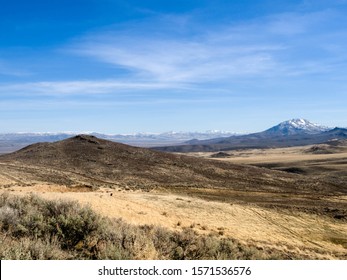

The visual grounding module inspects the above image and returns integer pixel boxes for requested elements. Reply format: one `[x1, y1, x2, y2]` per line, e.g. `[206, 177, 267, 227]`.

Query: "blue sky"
[1, 0, 347, 133]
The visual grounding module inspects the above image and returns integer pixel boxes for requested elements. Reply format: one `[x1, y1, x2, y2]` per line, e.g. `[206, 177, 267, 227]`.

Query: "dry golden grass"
[1, 184, 346, 259]
[187, 145, 347, 164]
[188, 144, 347, 187]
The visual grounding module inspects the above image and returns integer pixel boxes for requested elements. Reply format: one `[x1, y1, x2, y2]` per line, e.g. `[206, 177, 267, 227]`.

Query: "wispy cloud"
[67, 8, 343, 86]
[0, 79, 190, 96]
[2, 7, 346, 97]
[70, 32, 280, 84]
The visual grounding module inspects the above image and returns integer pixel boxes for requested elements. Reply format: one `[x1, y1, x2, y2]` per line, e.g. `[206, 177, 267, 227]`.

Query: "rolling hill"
[0, 134, 303, 193]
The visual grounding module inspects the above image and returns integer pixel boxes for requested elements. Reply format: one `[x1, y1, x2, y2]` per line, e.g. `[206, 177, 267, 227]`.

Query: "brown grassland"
[0, 136, 346, 259]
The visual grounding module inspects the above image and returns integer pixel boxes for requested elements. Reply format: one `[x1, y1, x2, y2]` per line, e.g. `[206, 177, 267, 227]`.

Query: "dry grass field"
[1, 183, 346, 259]
[188, 141, 347, 175]
[0, 136, 346, 259]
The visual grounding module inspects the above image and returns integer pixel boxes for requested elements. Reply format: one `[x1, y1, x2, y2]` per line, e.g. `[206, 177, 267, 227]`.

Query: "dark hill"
[210, 152, 231, 158]
[2, 134, 347, 218]
[0, 134, 314, 193]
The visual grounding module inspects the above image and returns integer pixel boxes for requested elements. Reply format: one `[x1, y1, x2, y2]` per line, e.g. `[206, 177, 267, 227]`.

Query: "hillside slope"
[1, 135, 346, 221]
[0, 135, 307, 193]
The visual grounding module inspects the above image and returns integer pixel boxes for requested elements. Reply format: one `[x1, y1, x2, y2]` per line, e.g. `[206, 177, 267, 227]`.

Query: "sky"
[1, 0, 347, 133]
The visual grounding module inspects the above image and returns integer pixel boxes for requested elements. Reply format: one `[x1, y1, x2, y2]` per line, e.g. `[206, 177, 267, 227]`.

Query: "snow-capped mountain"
[0, 131, 237, 142]
[264, 119, 329, 136]
[0, 131, 239, 153]
[147, 130, 238, 141]
[155, 120, 346, 153]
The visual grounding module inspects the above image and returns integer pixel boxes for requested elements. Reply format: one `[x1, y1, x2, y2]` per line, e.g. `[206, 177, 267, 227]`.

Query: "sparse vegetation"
[0, 136, 346, 260]
[0, 193, 302, 260]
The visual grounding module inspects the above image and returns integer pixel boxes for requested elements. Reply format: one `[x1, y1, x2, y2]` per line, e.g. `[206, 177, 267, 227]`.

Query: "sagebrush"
[0, 193, 297, 260]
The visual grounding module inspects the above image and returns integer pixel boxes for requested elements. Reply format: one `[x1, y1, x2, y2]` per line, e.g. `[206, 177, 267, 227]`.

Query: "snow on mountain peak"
[265, 119, 329, 135]
[286, 118, 316, 128]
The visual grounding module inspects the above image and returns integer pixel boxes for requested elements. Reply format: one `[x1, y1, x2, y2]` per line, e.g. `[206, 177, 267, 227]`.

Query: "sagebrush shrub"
[0, 193, 302, 260]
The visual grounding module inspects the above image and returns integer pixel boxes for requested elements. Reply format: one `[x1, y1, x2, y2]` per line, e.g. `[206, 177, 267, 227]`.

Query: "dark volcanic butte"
[0, 135, 306, 193]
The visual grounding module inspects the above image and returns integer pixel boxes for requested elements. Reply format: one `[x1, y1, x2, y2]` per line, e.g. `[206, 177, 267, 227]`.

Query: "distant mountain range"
[0, 130, 237, 143]
[0, 130, 238, 153]
[1, 119, 346, 154]
[154, 119, 347, 152]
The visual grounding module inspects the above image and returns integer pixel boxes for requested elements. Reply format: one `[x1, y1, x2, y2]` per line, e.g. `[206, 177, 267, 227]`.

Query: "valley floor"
[186, 144, 347, 176]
